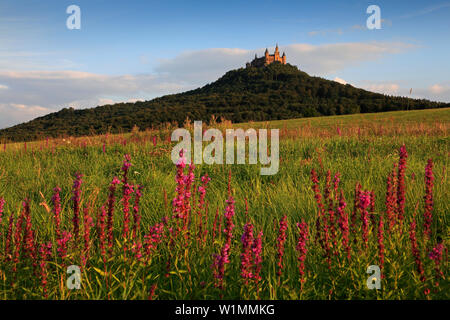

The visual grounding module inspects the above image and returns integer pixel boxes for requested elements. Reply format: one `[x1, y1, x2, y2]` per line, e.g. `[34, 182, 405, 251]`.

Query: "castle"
[246, 44, 286, 68]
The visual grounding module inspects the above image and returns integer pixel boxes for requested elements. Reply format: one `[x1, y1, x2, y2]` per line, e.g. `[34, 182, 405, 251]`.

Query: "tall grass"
[0, 109, 448, 299]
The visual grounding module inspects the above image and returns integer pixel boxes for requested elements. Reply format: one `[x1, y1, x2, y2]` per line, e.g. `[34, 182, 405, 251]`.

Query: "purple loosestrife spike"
[251, 230, 263, 283]
[122, 154, 132, 185]
[143, 223, 165, 264]
[98, 206, 107, 263]
[397, 145, 408, 228]
[72, 174, 83, 240]
[182, 164, 195, 233]
[173, 150, 187, 224]
[423, 159, 434, 240]
[57, 231, 72, 261]
[337, 191, 351, 261]
[39, 242, 52, 298]
[122, 183, 134, 240]
[296, 221, 309, 285]
[132, 185, 144, 239]
[131, 241, 143, 261]
[240, 223, 254, 284]
[0, 197, 5, 227]
[212, 196, 235, 289]
[359, 191, 371, 248]
[22, 200, 38, 271]
[429, 243, 444, 284]
[197, 174, 210, 243]
[12, 207, 25, 273]
[378, 215, 385, 278]
[107, 177, 121, 255]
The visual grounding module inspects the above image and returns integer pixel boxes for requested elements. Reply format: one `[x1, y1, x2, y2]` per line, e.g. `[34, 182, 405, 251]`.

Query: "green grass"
[0, 108, 448, 300]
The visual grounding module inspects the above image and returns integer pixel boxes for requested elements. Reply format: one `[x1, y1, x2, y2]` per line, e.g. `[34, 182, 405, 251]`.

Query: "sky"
[0, 0, 449, 129]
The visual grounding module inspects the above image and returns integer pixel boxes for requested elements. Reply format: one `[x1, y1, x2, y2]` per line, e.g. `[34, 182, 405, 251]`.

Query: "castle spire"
[275, 44, 279, 53]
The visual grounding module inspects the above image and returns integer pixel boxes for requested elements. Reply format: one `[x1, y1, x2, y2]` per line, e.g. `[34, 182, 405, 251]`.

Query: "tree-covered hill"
[1, 63, 448, 142]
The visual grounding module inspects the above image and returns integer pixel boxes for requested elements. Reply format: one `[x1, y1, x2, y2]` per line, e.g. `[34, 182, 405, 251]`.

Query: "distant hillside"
[1, 63, 448, 142]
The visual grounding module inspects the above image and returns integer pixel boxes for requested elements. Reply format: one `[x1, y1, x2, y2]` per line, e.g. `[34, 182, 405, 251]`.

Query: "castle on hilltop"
[246, 44, 286, 68]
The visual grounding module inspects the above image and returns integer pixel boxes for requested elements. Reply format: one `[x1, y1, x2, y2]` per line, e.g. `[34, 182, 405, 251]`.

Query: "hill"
[0, 63, 448, 142]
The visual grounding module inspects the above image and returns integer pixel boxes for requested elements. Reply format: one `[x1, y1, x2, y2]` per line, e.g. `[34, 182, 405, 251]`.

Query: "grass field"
[0, 108, 448, 299]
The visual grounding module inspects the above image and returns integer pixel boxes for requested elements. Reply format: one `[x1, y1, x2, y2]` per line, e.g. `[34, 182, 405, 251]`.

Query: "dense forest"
[1, 63, 448, 142]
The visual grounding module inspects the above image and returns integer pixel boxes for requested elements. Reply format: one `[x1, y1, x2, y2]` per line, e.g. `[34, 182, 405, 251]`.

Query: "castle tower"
[247, 45, 287, 67]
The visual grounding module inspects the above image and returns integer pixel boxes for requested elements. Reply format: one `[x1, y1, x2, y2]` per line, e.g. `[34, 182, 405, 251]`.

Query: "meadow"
[0, 108, 448, 300]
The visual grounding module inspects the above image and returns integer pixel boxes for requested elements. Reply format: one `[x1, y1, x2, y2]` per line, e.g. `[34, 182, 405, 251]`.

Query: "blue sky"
[0, 0, 449, 128]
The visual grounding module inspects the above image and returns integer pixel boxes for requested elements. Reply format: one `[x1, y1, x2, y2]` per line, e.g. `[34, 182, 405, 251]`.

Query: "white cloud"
[355, 81, 450, 102]
[334, 77, 347, 85]
[0, 84, 8, 89]
[430, 84, 447, 94]
[0, 41, 425, 129]
[361, 82, 400, 95]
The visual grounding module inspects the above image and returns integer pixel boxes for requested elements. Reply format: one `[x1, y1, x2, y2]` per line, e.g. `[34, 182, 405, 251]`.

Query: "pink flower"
[397, 145, 408, 226]
[131, 241, 143, 261]
[276, 216, 288, 278]
[132, 185, 144, 239]
[240, 223, 254, 283]
[38, 242, 52, 298]
[57, 231, 72, 260]
[23, 200, 37, 269]
[429, 243, 444, 282]
[385, 164, 397, 232]
[72, 174, 83, 240]
[212, 196, 235, 289]
[122, 183, 134, 240]
[423, 159, 434, 239]
[359, 191, 371, 248]
[143, 222, 165, 263]
[122, 154, 132, 184]
[251, 231, 263, 282]
[98, 206, 107, 263]
[0, 197, 5, 227]
[377, 215, 385, 277]
[197, 174, 211, 244]
[52, 187, 62, 240]
[337, 191, 350, 260]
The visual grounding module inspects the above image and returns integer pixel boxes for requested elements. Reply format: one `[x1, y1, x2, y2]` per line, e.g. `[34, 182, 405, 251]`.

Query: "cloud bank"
[1, 41, 447, 129]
